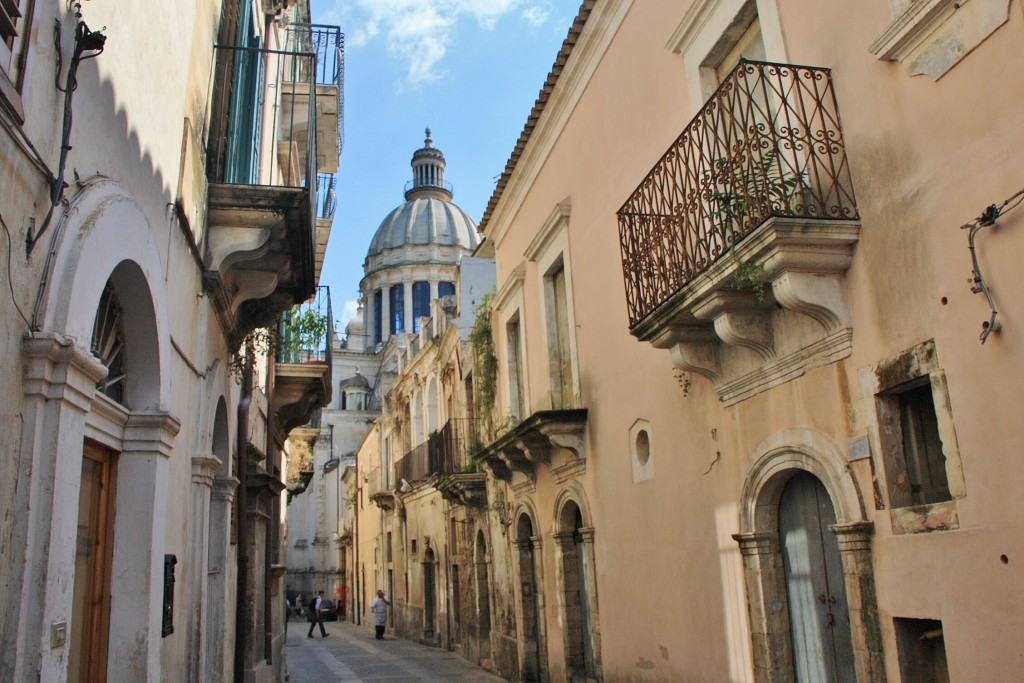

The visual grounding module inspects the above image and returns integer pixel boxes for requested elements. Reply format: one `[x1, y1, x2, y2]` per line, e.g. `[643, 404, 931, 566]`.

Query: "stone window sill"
[889, 499, 959, 535]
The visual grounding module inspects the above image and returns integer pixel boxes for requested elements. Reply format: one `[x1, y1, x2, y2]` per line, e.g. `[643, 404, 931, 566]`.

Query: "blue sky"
[312, 0, 582, 331]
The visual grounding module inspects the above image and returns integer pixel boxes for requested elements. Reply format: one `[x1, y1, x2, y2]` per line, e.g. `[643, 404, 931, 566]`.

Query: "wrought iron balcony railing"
[317, 173, 337, 220]
[617, 60, 858, 328]
[393, 418, 477, 485]
[208, 44, 318, 194]
[285, 23, 345, 153]
[277, 285, 334, 364]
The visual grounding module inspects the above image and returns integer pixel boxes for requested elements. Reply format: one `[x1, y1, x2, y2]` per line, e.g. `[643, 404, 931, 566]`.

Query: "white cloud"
[332, 0, 552, 87]
[521, 6, 550, 26]
[337, 299, 360, 333]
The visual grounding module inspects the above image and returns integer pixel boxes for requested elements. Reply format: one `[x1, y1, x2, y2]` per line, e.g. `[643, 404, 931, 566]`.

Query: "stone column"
[187, 456, 221, 683]
[206, 476, 238, 683]
[404, 282, 413, 335]
[830, 521, 886, 683]
[107, 411, 181, 682]
[733, 531, 792, 683]
[381, 284, 390, 338]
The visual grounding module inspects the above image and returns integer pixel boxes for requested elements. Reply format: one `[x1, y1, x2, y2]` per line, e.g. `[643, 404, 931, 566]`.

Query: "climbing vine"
[467, 291, 497, 434]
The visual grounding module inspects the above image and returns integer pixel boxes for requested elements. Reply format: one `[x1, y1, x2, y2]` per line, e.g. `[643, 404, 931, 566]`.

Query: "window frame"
[859, 339, 965, 534]
[525, 201, 580, 411]
[493, 263, 529, 422]
[0, 0, 33, 122]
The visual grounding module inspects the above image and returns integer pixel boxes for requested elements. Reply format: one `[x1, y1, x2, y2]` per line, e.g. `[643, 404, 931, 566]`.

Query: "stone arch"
[552, 483, 601, 681]
[739, 429, 866, 535]
[552, 479, 593, 533]
[34, 179, 171, 409]
[734, 429, 885, 683]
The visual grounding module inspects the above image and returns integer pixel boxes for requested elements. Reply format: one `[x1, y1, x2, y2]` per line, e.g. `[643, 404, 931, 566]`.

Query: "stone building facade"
[348, 1, 1024, 682]
[0, 1, 340, 681]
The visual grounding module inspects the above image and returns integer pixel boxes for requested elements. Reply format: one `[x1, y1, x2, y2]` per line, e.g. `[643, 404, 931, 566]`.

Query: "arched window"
[91, 281, 127, 404]
[412, 281, 430, 332]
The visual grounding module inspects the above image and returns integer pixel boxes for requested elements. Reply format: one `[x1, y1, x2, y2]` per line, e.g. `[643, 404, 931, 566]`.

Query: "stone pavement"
[283, 618, 508, 682]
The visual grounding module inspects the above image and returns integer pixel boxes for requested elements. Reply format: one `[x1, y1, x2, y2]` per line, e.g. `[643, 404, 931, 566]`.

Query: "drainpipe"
[233, 348, 252, 683]
[354, 444, 360, 625]
[263, 350, 277, 663]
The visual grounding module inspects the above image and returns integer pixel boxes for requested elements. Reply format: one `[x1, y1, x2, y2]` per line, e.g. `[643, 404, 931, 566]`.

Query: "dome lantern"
[405, 128, 452, 201]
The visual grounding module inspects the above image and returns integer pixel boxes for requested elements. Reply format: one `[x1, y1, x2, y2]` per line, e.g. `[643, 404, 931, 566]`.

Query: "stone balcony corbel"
[437, 472, 488, 507]
[204, 184, 314, 350]
[692, 290, 775, 361]
[651, 323, 721, 385]
[274, 362, 330, 435]
[634, 217, 860, 405]
[475, 409, 588, 482]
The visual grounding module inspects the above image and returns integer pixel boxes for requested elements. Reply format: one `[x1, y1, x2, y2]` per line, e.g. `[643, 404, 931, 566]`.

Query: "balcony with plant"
[617, 59, 861, 405]
[274, 286, 334, 435]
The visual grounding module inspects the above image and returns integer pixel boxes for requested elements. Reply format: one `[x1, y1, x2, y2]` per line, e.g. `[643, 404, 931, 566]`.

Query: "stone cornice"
[481, 0, 633, 248]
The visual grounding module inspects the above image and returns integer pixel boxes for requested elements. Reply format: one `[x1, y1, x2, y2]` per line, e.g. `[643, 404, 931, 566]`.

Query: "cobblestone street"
[284, 619, 508, 682]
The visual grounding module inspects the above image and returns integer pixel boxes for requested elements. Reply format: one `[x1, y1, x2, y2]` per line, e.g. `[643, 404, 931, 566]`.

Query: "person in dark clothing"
[307, 591, 329, 638]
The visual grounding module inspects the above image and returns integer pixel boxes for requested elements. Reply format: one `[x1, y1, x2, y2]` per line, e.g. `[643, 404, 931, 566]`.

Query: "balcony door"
[68, 443, 117, 683]
[225, 0, 263, 184]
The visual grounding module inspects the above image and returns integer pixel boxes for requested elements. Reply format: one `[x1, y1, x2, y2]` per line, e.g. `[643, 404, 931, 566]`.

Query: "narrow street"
[285, 619, 507, 682]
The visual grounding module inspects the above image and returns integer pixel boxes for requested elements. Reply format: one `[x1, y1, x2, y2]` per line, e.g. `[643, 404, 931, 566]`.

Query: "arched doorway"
[779, 472, 856, 682]
[474, 530, 492, 659]
[555, 499, 597, 682]
[516, 513, 544, 682]
[736, 430, 886, 682]
[423, 547, 436, 639]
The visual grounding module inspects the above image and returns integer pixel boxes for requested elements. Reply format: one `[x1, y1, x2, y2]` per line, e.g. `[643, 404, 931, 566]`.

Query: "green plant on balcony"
[280, 307, 330, 362]
[703, 150, 803, 302]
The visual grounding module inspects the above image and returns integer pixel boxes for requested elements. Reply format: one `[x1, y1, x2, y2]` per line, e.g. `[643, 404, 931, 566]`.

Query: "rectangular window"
[386, 532, 393, 563]
[438, 281, 456, 298]
[506, 316, 525, 420]
[0, 0, 31, 120]
[895, 618, 949, 683]
[389, 285, 405, 334]
[373, 290, 383, 343]
[896, 383, 950, 505]
[412, 281, 430, 332]
[862, 339, 964, 533]
[546, 264, 574, 409]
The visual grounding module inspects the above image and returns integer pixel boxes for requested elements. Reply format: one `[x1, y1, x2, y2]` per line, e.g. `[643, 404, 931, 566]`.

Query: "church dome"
[365, 130, 480, 261]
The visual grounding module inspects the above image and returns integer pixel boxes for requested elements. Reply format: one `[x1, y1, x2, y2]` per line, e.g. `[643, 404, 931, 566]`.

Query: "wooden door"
[68, 443, 116, 683]
[779, 472, 855, 683]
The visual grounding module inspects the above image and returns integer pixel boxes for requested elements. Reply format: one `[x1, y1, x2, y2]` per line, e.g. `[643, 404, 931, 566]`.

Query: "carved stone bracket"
[634, 217, 860, 405]
[475, 409, 588, 482]
[204, 183, 314, 349]
[437, 473, 488, 507]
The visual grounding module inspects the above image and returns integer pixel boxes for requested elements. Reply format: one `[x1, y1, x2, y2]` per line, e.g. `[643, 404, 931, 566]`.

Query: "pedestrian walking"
[307, 591, 329, 638]
[370, 589, 391, 640]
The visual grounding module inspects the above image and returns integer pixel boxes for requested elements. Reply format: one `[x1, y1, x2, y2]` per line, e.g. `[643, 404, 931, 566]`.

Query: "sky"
[311, 0, 583, 332]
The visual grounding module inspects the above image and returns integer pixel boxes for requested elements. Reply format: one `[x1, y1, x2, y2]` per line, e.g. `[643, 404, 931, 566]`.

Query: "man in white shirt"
[370, 589, 391, 640]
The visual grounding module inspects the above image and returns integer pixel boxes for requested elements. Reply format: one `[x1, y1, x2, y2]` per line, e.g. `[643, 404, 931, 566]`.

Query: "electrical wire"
[961, 185, 1024, 344]
[0, 211, 33, 333]
[25, 21, 105, 256]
